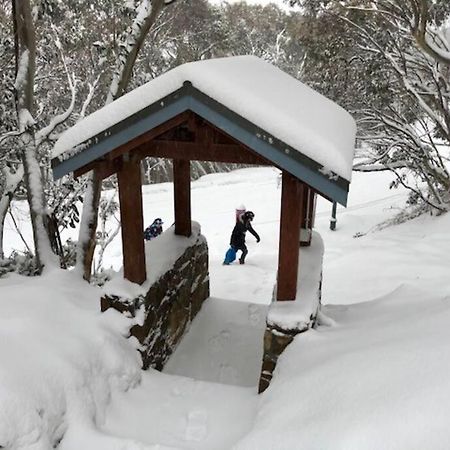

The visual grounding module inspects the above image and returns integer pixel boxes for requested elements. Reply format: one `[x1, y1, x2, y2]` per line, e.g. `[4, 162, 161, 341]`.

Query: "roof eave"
[52, 82, 351, 206]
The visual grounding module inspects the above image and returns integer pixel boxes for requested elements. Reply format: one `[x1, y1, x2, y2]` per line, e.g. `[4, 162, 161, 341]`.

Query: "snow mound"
[0, 269, 142, 449]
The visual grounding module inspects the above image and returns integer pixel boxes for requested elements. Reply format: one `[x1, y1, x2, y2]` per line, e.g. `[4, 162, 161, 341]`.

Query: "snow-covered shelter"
[52, 55, 356, 302]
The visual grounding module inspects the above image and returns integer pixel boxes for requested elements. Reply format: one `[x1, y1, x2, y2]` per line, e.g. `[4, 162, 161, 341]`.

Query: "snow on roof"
[54, 55, 356, 181]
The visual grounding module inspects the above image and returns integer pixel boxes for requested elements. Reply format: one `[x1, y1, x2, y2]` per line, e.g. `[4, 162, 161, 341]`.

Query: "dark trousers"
[233, 244, 248, 262]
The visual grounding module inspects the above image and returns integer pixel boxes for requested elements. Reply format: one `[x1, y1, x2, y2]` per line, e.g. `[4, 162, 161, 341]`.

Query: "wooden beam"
[74, 158, 123, 180]
[277, 171, 305, 301]
[74, 128, 271, 180]
[135, 140, 271, 165]
[117, 156, 146, 284]
[107, 111, 192, 162]
[173, 158, 191, 237]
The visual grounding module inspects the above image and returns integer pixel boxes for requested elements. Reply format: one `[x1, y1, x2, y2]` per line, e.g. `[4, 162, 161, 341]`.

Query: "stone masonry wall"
[101, 237, 209, 370]
[259, 271, 323, 393]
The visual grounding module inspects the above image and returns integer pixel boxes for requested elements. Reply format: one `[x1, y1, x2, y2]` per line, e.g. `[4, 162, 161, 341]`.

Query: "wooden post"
[301, 187, 310, 230]
[308, 190, 317, 229]
[330, 201, 337, 231]
[173, 158, 191, 236]
[117, 156, 146, 284]
[300, 188, 316, 247]
[277, 171, 305, 301]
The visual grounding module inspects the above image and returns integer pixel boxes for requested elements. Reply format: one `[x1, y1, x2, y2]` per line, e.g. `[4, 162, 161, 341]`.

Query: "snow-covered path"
[97, 169, 410, 449]
[164, 299, 267, 386]
[103, 298, 268, 449]
[104, 371, 258, 450]
[98, 170, 281, 449]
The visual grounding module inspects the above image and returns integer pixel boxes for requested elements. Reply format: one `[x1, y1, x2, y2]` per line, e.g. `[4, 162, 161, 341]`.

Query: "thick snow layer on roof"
[54, 56, 356, 180]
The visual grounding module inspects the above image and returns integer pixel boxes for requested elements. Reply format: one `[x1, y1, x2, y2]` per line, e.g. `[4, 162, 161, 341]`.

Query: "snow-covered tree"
[295, 0, 450, 211]
[77, 0, 177, 280]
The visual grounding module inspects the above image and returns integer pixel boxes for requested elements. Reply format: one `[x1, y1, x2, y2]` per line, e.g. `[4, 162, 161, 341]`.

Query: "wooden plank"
[301, 186, 311, 229]
[117, 156, 146, 284]
[74, 114, 271, 179]
[173, 158, 191, 237]
[106, 111, 192, 162]
[75, 158, 124, 180]
[135, 140, 271, 165]
[308, 190, 317, 229]
[277, 171, 305, 301]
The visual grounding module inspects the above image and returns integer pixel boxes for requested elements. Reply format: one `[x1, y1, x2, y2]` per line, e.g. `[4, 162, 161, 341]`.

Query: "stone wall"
[258, 307, 320, 393]
[101, 235, 209, 370]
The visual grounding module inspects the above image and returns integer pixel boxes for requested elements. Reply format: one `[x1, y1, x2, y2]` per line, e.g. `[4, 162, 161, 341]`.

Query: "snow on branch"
[35, 77, 78, 146]
[353, 161, 407, 172]
[0, 130, 22, 147]
[79, 76, 101, 120]
[107, 0, 170, 104]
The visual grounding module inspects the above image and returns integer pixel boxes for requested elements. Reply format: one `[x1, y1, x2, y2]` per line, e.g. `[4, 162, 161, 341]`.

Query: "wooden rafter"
[74, 111, 271, 179]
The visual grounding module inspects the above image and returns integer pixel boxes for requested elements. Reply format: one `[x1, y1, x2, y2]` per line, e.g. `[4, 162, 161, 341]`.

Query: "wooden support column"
[277, 171, 305, 301]
[173, 158, 192, 236]
[308, 190, 317, 229]
[117, 156, 146, 284]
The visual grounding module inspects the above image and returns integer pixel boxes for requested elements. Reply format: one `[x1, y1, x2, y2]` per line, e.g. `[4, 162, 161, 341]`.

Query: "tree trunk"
[13, 0, 57, 272]
[78, 0, 175, 281]
[76, 172, 102, 280]
[0, 165, 24, 259]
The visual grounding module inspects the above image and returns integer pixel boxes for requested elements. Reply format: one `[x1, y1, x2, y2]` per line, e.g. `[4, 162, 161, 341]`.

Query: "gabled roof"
[52, 56, 356, 205]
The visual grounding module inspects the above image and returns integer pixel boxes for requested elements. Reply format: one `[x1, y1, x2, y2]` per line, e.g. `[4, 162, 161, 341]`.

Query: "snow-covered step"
[103, 370, 258, 450]
[164, 297, 268, 387]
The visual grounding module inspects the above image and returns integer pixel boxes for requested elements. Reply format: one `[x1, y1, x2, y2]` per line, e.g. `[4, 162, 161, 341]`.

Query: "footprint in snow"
[219, 363, 237, 383]
[248, 304, 262, 326]
[185, 409, 208, 442]
[208, 329, 231, 351]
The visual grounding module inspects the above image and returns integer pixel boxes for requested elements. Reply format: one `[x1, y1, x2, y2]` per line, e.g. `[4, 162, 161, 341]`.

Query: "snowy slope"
[234, 211, 450, 450]
[2, 167, 450, 449]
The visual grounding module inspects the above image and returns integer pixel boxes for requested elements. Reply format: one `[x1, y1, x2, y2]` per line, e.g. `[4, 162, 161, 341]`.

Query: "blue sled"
[223, 247, 237, 264]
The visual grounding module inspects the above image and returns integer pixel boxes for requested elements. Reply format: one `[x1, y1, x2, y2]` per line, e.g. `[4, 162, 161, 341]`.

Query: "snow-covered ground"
[2, 167, 450, 449]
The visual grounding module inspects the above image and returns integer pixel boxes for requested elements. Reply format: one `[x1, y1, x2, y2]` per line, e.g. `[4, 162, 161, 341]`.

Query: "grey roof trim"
[52, 82, 350, 205]
[52, 86, 189, 180]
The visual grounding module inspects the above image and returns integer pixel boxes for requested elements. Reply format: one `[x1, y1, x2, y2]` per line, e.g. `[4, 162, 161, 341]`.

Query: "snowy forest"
[1, 0, 450, 278]
[2, 1, 450, 449]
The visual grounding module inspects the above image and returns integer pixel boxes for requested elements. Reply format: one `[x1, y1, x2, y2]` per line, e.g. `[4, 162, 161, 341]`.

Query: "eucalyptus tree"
[294, 0, 450, 211]
[77, 0, 178, 280]
[0, 0, 178, 275]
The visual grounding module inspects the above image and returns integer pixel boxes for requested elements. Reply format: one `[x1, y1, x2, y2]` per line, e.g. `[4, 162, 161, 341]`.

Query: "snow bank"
[53, 56, 356, 181]
[0, 269, 143, 450]
[102, 222, 205, 299]
[234, 212, 450, 450]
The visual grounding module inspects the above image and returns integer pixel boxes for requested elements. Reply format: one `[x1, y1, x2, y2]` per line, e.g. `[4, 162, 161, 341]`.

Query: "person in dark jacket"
[144, 218, 163, 241]
[223, 211, 260, 265]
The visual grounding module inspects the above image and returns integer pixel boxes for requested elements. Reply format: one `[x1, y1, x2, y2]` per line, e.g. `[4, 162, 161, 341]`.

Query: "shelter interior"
[74, 110, 317, 302]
